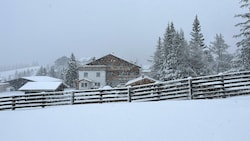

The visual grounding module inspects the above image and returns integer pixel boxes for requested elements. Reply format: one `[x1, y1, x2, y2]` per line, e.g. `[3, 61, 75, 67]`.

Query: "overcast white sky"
[0, 0, 244, 67]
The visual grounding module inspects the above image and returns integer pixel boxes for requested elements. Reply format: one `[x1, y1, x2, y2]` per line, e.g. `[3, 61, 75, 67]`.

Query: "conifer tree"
[65, 53, 79, 88]
[234, 0, 250, 70]
[151, 37, 163, 80]
[203, 48, 215, 75]
[176, 30, 194, 78]
[210, 34, 231, 73]
[161, 22, 177, 80]
[157, 23, 191, 80]
[189, 15, 206, 76]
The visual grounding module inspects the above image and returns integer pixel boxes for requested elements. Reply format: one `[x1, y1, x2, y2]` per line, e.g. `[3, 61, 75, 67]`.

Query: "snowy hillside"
[0, 66, 40, 81]
[0, 97, 250, 141]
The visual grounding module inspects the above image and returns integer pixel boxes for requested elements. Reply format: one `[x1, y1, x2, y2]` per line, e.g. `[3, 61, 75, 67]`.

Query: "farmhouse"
[78, 54, 141, 89]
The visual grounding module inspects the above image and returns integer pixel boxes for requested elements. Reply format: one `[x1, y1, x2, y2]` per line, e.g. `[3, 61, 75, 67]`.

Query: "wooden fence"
[1, 71, 250, 111]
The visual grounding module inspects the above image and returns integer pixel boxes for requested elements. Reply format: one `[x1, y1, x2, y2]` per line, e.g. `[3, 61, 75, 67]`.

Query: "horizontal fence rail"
[1, 71, 250, 111]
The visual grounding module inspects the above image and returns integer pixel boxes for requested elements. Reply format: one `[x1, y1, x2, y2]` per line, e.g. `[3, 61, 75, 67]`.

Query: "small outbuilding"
[19, 82, 67, 94]
[7, 76, 63, 90]
[125, 75, 158, 87]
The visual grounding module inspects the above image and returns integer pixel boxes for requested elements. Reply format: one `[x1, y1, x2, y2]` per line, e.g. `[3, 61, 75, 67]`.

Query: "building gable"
[87, 54, 140, 69]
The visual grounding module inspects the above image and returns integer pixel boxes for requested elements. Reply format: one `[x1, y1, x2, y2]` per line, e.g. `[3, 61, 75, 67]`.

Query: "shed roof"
[22, 76, 62, 82]
[126, 75, 157, 86]
[19, 82, 64, 91]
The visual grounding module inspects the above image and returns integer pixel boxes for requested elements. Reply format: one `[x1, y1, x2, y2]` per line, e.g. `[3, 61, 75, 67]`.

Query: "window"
[84, 72, 88, 77]
[81, 83, 88, 87]
[95, 82, 100, 87]
[107, 82, 113, 86]
[96, 72, 101, 77]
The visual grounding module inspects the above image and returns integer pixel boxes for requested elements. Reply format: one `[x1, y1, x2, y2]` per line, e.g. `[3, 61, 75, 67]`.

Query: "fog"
[0, 0, 243, 67]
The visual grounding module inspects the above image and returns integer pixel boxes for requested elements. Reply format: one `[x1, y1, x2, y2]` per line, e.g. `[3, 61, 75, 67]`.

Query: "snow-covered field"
[0, 97, 250, 141]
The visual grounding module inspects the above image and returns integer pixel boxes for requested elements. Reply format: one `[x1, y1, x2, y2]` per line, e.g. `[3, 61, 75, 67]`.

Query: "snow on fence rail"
[1, 71, 250, 111]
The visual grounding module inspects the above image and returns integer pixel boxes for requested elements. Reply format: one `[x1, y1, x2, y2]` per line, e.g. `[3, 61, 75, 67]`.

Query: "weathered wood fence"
[1, 71, 250, 111]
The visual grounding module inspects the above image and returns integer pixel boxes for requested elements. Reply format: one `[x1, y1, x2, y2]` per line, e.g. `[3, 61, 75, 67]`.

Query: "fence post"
[220, 74, 226, 98]
[100, 91, 103, 103]
[188, 77, 193, 100]
[71, 92, 75, 105]
[128, 87, 132, 102]
[157, 84, 161, 101]
[12, 96, 16, 110]
[41, 93, 45, 108]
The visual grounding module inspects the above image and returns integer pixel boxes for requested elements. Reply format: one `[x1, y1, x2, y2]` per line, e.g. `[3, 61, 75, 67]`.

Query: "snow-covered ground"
[0, 97, 250, 141]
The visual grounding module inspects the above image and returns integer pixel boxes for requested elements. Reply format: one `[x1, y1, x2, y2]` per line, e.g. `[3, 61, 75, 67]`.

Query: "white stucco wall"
[79, 71, 106, 88]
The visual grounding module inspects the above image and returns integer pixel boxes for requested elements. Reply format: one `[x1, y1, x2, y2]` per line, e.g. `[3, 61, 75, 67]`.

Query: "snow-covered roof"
[125, 75, 157, 86]
[101, 85, 112, 90]
[79, 78, 94, 82]
[22, 76, 62, 82]
[19, 82, 63, 91]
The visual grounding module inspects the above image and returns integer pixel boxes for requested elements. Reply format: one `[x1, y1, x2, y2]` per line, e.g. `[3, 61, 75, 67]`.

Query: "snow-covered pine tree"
[210, 34, 232, 73]
[176, 29, 194, 78]
[231, 49, 243, 71]
[161, 22, 177, 80]
[152, 23, 194, 81]
[151, 37, 163, 80]
[65, 53, 79, 88]
[234, 0, 250, 70]
[203, 47, 215, 75]
[189, 15, 207, 76]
